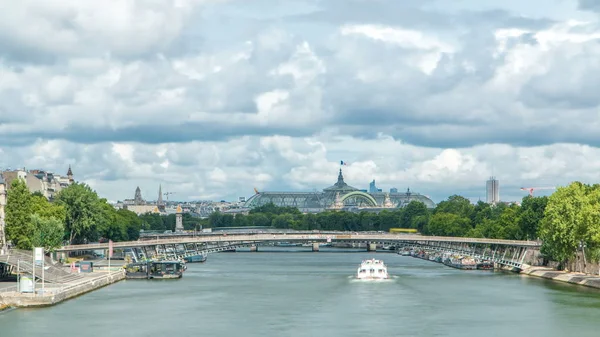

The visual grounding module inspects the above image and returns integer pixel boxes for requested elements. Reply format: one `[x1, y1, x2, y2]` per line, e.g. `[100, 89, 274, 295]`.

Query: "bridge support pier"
[312, 243, 319, 252]
[367, 243, 377, 252]
[250, 245, 258, 252]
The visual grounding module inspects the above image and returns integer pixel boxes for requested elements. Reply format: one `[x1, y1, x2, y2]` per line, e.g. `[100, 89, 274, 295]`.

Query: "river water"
[2, 248, 600, 337]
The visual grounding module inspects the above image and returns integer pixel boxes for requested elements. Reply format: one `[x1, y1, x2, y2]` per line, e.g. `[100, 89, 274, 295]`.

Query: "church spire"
[67, 165, 73, 183]
[158, 184, 164, 205]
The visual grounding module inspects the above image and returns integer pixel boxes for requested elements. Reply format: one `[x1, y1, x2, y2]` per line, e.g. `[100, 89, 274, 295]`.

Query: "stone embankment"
[0, 270, 125, 308]
[520, 266, 600, 289]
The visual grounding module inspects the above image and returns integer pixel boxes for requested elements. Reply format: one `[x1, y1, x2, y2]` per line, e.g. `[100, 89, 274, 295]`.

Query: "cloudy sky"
[1, 0, 600, 204]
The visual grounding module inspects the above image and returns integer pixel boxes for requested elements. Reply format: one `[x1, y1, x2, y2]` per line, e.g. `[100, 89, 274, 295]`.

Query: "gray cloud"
[579, 0, 600, 11]
[0, 0, 599, 202]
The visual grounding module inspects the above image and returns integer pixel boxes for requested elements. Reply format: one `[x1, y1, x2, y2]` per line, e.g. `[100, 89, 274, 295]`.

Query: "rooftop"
[322, 169, 358, 193]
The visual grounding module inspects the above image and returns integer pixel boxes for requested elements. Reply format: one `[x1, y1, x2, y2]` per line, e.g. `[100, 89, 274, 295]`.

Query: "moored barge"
[125, 260, 185, 279]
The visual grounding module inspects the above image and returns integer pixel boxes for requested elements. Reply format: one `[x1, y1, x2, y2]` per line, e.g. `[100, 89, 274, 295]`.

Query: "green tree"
[400, 201, 428, 229]
[434, 195, 474, 224]
[425, 212, 471, 237]
[5, 179, 34, 249]
[30, 214, 65, 252]
[30, 194, 66, 223]
[519, 196, 548, 241]
[97, 203, 127, 241]
[539, 182, 588, 265]
[496, 204, 522, 240]
[116, 208, 143, 240]
[55, 183, 104, 244]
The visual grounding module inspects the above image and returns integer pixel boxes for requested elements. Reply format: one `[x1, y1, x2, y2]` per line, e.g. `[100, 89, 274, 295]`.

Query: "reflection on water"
[2, 250, 600, 337]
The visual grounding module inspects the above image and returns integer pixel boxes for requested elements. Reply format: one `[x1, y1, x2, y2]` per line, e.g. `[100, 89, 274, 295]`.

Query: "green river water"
[2, 248, 600, 337]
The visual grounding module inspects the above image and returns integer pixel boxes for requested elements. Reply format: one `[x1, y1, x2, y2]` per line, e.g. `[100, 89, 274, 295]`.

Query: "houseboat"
[125, 260, 185, 279]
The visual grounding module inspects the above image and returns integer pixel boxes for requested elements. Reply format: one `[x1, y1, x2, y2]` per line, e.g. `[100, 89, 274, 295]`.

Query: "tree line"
[4, 179, 142, 252]
[207, 196, 546, 240]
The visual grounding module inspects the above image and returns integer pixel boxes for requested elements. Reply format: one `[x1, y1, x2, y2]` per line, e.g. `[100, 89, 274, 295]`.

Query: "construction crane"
[163, 191, 176, 201]
[520, 187, 555, 197]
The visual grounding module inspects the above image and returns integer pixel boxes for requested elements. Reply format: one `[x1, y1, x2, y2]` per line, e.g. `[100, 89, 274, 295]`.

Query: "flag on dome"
[340, 160, 348, 166]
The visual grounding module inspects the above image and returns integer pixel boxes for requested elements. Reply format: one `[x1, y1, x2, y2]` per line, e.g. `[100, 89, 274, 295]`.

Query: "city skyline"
[0, 0, 597, 203]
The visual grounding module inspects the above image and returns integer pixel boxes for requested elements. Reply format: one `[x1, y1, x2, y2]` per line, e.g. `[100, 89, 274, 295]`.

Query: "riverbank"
[520, 266, 600, 289]
[0, 270, 125, 308]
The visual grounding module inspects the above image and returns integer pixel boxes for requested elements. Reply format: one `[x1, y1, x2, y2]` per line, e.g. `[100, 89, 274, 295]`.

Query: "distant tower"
[369, 180, 377, 193]
[67, 165, 74, 183]
[175, 205, 183, 231]
[486, 177, 500, 204]
[157, 184, 164, 206]
[134, 187, 143, 205]
[369, 179, 382, 193]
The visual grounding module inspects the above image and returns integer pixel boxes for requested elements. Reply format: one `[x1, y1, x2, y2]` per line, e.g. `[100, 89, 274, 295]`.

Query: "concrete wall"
[0, 271, 125, 308]
[544, 252, 600, 275]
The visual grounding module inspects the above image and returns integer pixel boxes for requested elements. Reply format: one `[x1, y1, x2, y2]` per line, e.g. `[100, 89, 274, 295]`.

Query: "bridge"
[51, 233, 541, 270]
[0, 233, 542, 283]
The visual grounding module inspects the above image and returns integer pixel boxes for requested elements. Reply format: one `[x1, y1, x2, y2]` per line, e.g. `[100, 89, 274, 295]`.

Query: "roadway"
[56, 232, 542, 252]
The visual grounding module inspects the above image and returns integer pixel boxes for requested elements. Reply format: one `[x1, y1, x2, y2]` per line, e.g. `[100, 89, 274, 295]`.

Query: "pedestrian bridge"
[56, 233, 541, 252]
[53, 233, 541, 270]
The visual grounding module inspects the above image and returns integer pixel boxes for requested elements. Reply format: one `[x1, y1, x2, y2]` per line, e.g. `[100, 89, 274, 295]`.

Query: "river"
[2, 248, 600, 336]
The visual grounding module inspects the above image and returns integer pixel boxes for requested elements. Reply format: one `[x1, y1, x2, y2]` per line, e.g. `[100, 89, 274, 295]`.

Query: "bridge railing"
[57, 233, 542, 252]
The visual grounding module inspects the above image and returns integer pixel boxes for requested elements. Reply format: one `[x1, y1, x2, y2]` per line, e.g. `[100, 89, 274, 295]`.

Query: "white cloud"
[1, 0, 600, 204]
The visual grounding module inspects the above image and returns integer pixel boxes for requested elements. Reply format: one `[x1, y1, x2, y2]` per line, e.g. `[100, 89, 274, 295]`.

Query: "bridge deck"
[57, 233, 542, 252]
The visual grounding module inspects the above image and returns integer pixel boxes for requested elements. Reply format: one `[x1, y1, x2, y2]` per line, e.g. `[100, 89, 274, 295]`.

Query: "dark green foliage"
[5, 179, 34, 249]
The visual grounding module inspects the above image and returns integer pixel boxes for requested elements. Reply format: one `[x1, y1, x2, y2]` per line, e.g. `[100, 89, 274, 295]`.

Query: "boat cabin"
[125, 260, 185, 279]
[150, 261, 184, 279]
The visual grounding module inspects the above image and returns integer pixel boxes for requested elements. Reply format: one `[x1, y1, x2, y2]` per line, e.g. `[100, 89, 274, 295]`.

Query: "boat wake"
[347, 275, 397, 283]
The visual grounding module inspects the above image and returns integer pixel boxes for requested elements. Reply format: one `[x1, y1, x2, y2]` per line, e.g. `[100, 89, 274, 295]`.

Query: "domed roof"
[323, 169, 358, 193]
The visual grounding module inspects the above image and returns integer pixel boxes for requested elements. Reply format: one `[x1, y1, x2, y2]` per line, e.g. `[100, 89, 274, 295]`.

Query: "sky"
[1, 0, 600, 204]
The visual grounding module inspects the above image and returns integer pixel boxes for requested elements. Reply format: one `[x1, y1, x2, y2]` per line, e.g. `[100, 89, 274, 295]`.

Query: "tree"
[54, 183, 104, 244]
[400, 201, 428, 229]
[434, 195, 474, 220]
[425, 212, 471, 237]
[539, 182, 588, 265]
[97, 202, 127, 242]
[5, 179, 34, 249]
[496, 204, 522, 240]
[116, 208, 142, 241]
[30, 214, 65, 252]
[519, 196, 548, 240]
[30, 194, 66, 223]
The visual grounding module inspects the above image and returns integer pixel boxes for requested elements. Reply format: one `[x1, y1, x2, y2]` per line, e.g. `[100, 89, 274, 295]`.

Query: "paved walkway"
[521, 266, 600, 289]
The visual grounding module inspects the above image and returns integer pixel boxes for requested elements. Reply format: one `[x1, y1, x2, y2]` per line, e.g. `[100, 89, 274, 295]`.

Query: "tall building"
[369, 180, 382, 193]
[486, 177, 500, 204]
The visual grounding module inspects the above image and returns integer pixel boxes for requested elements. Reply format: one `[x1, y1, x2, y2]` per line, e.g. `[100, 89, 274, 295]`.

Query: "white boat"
[356, 258, 389, 280]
